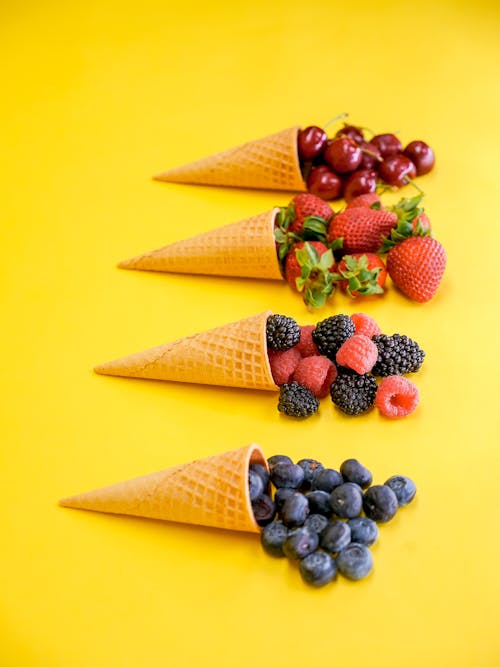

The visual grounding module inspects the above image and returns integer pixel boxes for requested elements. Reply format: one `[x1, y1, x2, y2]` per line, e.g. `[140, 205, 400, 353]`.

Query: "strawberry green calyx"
[294, 242, 335, 309]
[274, 205, 301, 262]
[332, 254, 384, 298]
[379, 195, 432, 254]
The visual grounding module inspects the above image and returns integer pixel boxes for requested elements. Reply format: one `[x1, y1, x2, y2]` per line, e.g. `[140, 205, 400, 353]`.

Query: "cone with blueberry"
[60, 444, 268, 533]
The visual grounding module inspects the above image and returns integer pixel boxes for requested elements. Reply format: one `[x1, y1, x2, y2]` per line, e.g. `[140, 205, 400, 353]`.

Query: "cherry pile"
[297, 118, 435, 201]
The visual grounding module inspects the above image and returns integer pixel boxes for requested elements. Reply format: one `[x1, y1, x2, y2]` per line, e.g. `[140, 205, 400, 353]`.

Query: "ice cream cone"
[94, 311, 278, 391]
[59, 444, 267, 533]
[118, 208, 283, 280]
[154, 126, 307, 192]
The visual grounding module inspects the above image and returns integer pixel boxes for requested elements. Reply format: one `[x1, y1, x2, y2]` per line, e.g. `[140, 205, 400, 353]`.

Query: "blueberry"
[329, 483, 363, 519]
[299, 551, 337, 587]
[283, 527, 319, 560]
[274, 487, 296, 513]
[297, 458, 324, 490]
[251, 494, 276, 527]
[384, 475, 417, 506]
[304, 514, 329, 535]
[340, 459, 373, 489]
[270, 462, 305, 489]
[260, 521, 289, 557]
[248, 469, 265, 501]
[363, 485, 399, 523]
[281, 492, 310, 527]
[336, 543, 373, 580]
[347, 517, 379, 546]
[320, 520, 352, 553]
[249, 463, 270, 492]
[267, 454, 293, 469]
[311, 468, 343, 493]
[306, 490, 332, 516]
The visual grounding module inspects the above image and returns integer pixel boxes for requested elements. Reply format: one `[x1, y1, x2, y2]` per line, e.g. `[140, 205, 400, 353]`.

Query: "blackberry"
[278, 382, 319, 418]
[266, 314, 300, 351]
[312, 315, 355, 361]
[330, 373, 377, 415]
[371, 334, 425, 376]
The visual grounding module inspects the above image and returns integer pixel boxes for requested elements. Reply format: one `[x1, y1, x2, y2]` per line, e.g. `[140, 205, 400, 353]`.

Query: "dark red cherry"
[323, 137, 362, 174]
[403, 141, 435, 175]
[298, 126, 328, 160]
[334, 124, 365, 144]
[379, 155, 417, 187]
[306, 165, 343, 200]
[359, 141, 382, 170]
[342, 169, 378, 202]
[371, 133, 403, 157]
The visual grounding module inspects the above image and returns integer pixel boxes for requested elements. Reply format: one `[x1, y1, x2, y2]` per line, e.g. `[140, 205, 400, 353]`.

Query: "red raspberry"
[346, 193, 383, 210]
[268, 347, 301, 385]
[336, 334, 378, 374]
[292, 355, 338, 398]
[375, 376, 419, 418]
[350, 313, 381, 338]
[295, 325, 320, 357]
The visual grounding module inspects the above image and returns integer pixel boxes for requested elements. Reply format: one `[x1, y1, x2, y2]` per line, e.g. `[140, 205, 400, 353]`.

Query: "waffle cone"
[94, 311, 277, 391]
[154, 126, 306, 192]
[118, 209, 283, 280]
[59, 444, 268, 533]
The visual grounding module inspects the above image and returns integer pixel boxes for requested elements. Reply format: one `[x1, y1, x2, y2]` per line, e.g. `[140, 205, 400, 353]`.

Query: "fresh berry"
[386, 236, 446, 302]
[274, 487, 296, 513]
[299, 551, 337, 587]
[311, 468, 343, 493]
[363, 485, 399, 523]
[251, 493, 276, 526]
[346, 193, 382, 209]
[340, 459, 373, 489]
[283, 527, 319, 559]
[330, 373, 377, 415]
[248, 469, 265, 501]
[298, 126, 328, 160]
[304, 513, 329, 534]
[260, 521, 289, 557]
[336, 543, 373, 580]
[270, 462, 305, 489]
[306, 490, 333, 516]
[379, 154, 417, 187]
[342, 169, 378, 202]
[297, 458, 324, 491]
[249, 463, 269, 493]
[281, 492, 310, 527]
[312, 314, 355, 361]
[336, 335, 378, 375]
[333, 254, 387, 298]
[288, 193, 334, 235]
[268, 347, 302, 385]
[266, 314, 300, 351]
[350, 313, 381, 338]
[292, 356, 337, 398]
[284, 241, 335, 308]
[403, 141, 435, 175]
[376, 376, 420, 418]
[277, 382, 320, 419]
[384, 475, 417, 506]
[347, 517, 379, 546]
[296, 325, 319, 357]
[324, 137, 362, 173]
[371, 133, 403, 157]
[306, 165, 343, 201]
[327, 207, 397, 254]
[320, 520, 352, 553]
[371, 334, 425, 376]
[329, 483, 363, 518]
[267, 454, 293, 469]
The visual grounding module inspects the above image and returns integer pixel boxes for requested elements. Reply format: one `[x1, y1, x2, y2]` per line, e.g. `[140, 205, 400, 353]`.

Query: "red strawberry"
[327, 207, 397, 254]
[332, 253, 387, 297]
[284, 241, 335, 308]
[346, 193, 383, 210]
[289, 193, 334, 235]
[386, 236, 446, 302]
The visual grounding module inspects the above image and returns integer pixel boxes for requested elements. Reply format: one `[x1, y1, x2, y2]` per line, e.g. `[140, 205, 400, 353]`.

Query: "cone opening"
[244, 443, 269, 531]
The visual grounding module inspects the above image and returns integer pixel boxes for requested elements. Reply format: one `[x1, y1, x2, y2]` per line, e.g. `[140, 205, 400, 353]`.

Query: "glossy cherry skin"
[342, 169, 378, 202]
[403, 141, 435, 175]
[323, 137, 362, 174]
[334, 124, 365, 144]
[379, 155, 417, 187]
[306, 165, 343, 200]
[371, 133, 403, 157]
[298, 126, 328, 160]
[359, 141, 382, 170]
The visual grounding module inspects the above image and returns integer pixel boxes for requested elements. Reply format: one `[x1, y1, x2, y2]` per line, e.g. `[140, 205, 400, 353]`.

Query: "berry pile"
[297, 116, 435, 202]
[266, 314, 424, 419]
[251, 455, 416, 588]
[274, 192, 446, 307]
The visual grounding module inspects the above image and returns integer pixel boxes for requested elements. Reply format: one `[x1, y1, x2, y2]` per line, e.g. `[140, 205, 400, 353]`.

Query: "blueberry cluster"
[250, 455, 416, 588]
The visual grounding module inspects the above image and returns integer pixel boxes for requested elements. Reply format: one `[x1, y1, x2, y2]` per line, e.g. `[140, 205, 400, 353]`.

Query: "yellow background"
[2, 1, 500, 665]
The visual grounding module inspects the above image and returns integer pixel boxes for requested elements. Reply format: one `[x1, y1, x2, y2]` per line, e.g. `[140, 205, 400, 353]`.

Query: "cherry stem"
[404, 177, 425, 196]
[322, 112, 348, 131]
[360, 146, 383, 162]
